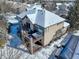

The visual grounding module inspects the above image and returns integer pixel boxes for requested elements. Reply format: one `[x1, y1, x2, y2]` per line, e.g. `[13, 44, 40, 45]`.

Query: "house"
[55, 3, 75, 17]
[17, 4, 70, 46]
[8, 0, 35, 3]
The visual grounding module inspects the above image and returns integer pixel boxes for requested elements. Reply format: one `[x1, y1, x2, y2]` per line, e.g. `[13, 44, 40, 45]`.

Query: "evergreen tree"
[67, 0, 79, 30]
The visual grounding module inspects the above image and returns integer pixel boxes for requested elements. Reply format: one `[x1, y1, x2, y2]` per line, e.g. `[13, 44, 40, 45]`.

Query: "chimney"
[36, 8, 45, 27]
[38, 9, 45, 15]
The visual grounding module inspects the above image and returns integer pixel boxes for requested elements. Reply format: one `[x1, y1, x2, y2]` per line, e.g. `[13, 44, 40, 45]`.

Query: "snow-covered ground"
[73, 30, 79, 36]
[0, 33, 67, 59]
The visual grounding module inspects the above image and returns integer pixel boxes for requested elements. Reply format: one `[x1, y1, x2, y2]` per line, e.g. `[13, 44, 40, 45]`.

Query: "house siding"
[43, 22, 64, 46]
[22, 17, 34, 30]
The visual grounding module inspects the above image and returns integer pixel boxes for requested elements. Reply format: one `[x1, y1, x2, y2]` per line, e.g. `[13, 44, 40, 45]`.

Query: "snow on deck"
[0, 34, 67, 59]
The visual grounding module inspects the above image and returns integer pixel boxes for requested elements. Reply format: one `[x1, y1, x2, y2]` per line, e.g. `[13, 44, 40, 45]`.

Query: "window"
[34, 24, 44, 35]
[22, 22, 30, 31]
[26, 22, 30, 29]
[25, 22, 31, 31]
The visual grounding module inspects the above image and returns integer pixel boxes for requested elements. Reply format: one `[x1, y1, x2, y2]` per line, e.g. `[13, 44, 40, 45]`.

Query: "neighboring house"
[17, 5, 70, 46]
[8, 0, 25, 2]
[55, 3, 75, 17]
[55, 3, 69, 17]
[8, 0, 36, 3]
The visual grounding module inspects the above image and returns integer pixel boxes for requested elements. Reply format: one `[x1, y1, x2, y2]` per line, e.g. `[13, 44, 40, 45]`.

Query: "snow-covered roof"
[8, 19, 19, 24]
[17, 11, 27, 19]
[64, 22, 70, 27]
[17, 5, 66, 28]
[6, 15, 19, 24]
[26, 5, 65, 28]
[17, 4, 41, 19]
